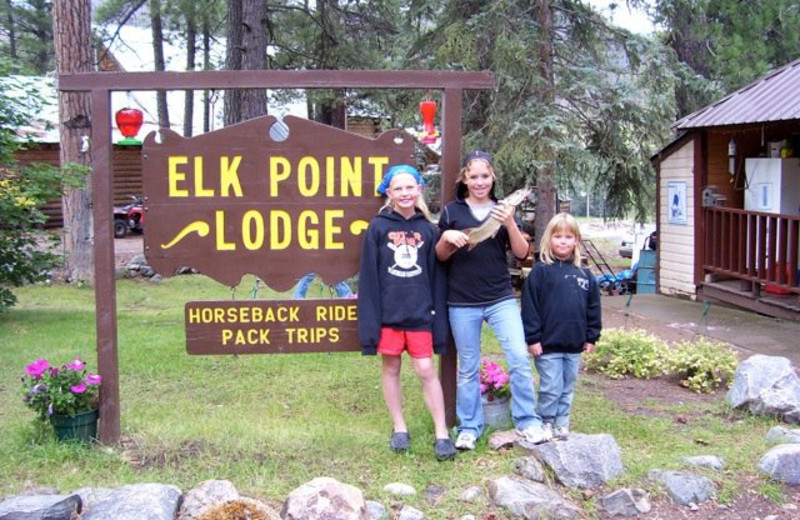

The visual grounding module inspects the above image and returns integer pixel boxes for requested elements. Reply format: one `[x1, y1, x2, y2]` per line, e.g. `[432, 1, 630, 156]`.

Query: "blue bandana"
[376, 164, 425, 195]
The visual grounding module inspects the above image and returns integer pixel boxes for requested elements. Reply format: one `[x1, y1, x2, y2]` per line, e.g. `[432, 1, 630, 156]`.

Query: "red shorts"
[377, 328, 433, 358]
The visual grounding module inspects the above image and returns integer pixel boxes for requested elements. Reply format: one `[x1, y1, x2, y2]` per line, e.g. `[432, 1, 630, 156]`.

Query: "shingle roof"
[674, 58, 800, 129]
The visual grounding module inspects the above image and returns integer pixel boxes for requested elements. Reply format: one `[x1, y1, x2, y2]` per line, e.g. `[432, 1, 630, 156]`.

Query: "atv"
[113, 196, 145, 238]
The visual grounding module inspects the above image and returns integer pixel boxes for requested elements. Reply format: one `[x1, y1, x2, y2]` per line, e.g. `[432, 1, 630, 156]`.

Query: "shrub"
[664, 338, 739, 394]
[584, 328, 667, 379]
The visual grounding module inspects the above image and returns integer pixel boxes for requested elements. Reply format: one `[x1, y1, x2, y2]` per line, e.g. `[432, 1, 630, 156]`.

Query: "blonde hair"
[538, 212, 583, 267]
[380, 175, 432, 221]
[456, 157, 497, 200]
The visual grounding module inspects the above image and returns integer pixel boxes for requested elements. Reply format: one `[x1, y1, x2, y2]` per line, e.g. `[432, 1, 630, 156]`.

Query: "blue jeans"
[449, 299, 541, 436]
[534, 352, 581, 428]
[294, 273, 352, 299]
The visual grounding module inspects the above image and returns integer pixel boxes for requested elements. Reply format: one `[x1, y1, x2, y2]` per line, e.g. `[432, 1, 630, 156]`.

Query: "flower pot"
[49, 409, 98, 443]
[481, 395, 511, 429]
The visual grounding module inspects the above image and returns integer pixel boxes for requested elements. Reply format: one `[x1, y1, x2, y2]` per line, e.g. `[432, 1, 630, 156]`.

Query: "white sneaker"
[455, 431, 477, 451]
[554, 426, 570, 439]
[543, 423, 554, 440]
[517, 424, 552, 444]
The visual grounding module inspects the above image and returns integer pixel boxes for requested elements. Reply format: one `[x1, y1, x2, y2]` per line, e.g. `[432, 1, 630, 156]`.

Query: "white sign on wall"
[667, 181, 687, 225]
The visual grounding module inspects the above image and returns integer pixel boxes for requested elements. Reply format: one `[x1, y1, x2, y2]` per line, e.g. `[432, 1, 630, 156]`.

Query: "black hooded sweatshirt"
[357, 208, 449, 355]
[520, 258, 602, 353]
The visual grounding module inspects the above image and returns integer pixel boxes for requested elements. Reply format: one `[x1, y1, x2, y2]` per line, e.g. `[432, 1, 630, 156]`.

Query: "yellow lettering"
[251, 307, 262, 322]
[259, 329, 270, 343]
[215, 211, 235, 251]
[325, 210, 344, 250]
[330, 328, 339, 342]
[341, 156, 361, 196]
[194, 156, 214, 197]
[222, 329, 233, 344]
[235, 330, 246, 345]
[270, 210, 291, 250]
[298, 210, 319, 249]
[220, 156, 244, 196]
[369, 156, 389, 195]
[242, 210, 265, 250]
[214, 308, 225, 323]
[168, 156, 189, 197]
[269, 156, 291, 196]
[298, 156, 320, 196]
[326, 156, 335, 197]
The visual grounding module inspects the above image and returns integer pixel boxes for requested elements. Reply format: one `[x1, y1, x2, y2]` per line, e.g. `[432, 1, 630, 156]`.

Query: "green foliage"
[0, 60, 81, 311]
[664, 337, 739, 394]
[584, 328, 668, 379]
[21, 358, 101, 420]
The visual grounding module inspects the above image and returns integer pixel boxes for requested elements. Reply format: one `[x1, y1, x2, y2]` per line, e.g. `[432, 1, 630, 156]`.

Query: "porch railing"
[703, 206, 800, 294]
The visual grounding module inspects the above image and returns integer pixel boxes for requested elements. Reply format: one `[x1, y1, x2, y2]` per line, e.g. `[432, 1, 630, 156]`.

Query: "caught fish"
[465, 188, 531, 250]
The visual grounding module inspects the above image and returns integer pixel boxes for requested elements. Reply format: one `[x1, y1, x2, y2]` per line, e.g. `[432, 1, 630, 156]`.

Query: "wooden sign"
[185, 299, 359, 354]
[142, 115, 415, 290]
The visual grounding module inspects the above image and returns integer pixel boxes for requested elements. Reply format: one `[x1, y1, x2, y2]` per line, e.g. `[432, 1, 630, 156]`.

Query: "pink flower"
[86, 374, 101, 386]
[71, 383, 87, 394]
[65, 359, 85, 371]
[25, 359, 50, 379]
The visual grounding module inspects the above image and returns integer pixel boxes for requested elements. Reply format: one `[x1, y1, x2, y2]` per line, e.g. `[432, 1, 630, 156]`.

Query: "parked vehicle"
[113, 196, 144, 238]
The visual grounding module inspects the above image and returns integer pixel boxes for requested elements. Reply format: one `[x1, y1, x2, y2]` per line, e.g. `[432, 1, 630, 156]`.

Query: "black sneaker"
[390, 431, 410, 452]
[434, 438, 456, 461]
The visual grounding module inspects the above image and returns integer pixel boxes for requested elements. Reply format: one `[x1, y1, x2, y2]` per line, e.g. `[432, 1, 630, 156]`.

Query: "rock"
[647, 470, 715, 506]
[726, 355, 800, 423]
[765, 426, 800, 444]
[488, 429, 520, 450]
[759, 444, 800, 484]
[512, 456, 546, 483]
[487, 475, 581, 519]
[460, 516, 476, 520]
[365, 500, 387, 520]
[72, 487, 114, 511]
[681, 455, 725, 470]
[281, 477, 370, 520]
[382, 483, 416, 497]
[458, 486, 482, 503]
[424, 484, 444, 505]
[397, 505, 424, 520]
[531, 433, 623, 489]
[81, 483, 181, 520]
[177, 479, 239, 520]
[0, 493, 81, 520]
[598, 488, 651, 517]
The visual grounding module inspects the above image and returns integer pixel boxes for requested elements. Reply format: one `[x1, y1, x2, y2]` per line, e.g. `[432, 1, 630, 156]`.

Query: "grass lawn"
[0, 275, 784, 517]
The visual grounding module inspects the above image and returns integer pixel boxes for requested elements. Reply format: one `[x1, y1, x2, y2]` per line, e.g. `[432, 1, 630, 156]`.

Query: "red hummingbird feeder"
[115, 107, 144, 145]
[419, 99, 439, 145]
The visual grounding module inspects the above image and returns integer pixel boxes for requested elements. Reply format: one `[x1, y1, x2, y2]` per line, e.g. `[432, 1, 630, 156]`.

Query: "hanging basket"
[49, 409, 99, 443]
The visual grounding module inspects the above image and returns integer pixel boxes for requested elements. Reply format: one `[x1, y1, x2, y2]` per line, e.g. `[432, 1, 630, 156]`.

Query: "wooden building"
[651, 58, 800, 321]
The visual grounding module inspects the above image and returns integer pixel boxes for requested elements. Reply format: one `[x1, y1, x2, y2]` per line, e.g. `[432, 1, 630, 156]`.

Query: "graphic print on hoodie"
[386, 230, 423, 278]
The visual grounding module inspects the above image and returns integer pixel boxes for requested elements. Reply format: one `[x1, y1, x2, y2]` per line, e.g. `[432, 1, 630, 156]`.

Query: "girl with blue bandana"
[358, 164, 455, 461]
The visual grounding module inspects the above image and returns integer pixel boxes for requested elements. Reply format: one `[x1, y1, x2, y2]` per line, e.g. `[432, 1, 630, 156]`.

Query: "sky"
[586, 0, 656, 35]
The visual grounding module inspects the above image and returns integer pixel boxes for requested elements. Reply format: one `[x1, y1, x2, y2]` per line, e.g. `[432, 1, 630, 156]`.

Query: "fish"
[465, 188, 531, 250]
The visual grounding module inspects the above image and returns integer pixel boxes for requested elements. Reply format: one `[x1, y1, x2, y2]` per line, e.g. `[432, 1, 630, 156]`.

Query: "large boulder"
[647, 470, 715, 506]
[0, 493, 81, 520]
[80, 483, 181, 520]
[487, 476, 581, 519]
[726, 355, 800, 422]
[759, 444, 800, 484]
[177, 480, 239, 520]
[281, 477, 370, 520]
[531, 433, 624, 489]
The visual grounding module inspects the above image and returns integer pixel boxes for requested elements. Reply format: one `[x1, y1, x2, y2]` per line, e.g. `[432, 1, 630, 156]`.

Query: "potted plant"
[479, 360, 511, 429]
[21, 358, 101, 442]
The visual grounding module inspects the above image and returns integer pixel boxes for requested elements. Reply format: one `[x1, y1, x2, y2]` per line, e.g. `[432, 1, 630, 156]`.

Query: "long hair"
[538, 212, 583, 267]
[455, 157, 498, 201]
[380, 181, 433, 221]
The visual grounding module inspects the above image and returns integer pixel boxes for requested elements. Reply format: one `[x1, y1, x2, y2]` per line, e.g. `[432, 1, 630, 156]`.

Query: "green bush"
[664, 338, 739, 394]
[584, 328, 667, 379]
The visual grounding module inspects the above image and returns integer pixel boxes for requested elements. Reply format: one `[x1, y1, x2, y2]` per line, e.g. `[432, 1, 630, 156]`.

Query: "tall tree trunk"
[4, 0, 16, 60]
[53, 0, 94, 284]
[150, 0, 169, 128]
[533, 0, 556, 246]
[183, 2, 197, 137]
[224, 0, 268, 125]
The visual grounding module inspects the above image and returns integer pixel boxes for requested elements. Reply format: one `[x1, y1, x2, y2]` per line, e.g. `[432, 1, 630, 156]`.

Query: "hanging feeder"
[419, 99, 439, 145]
[115, 107, 144, 145]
